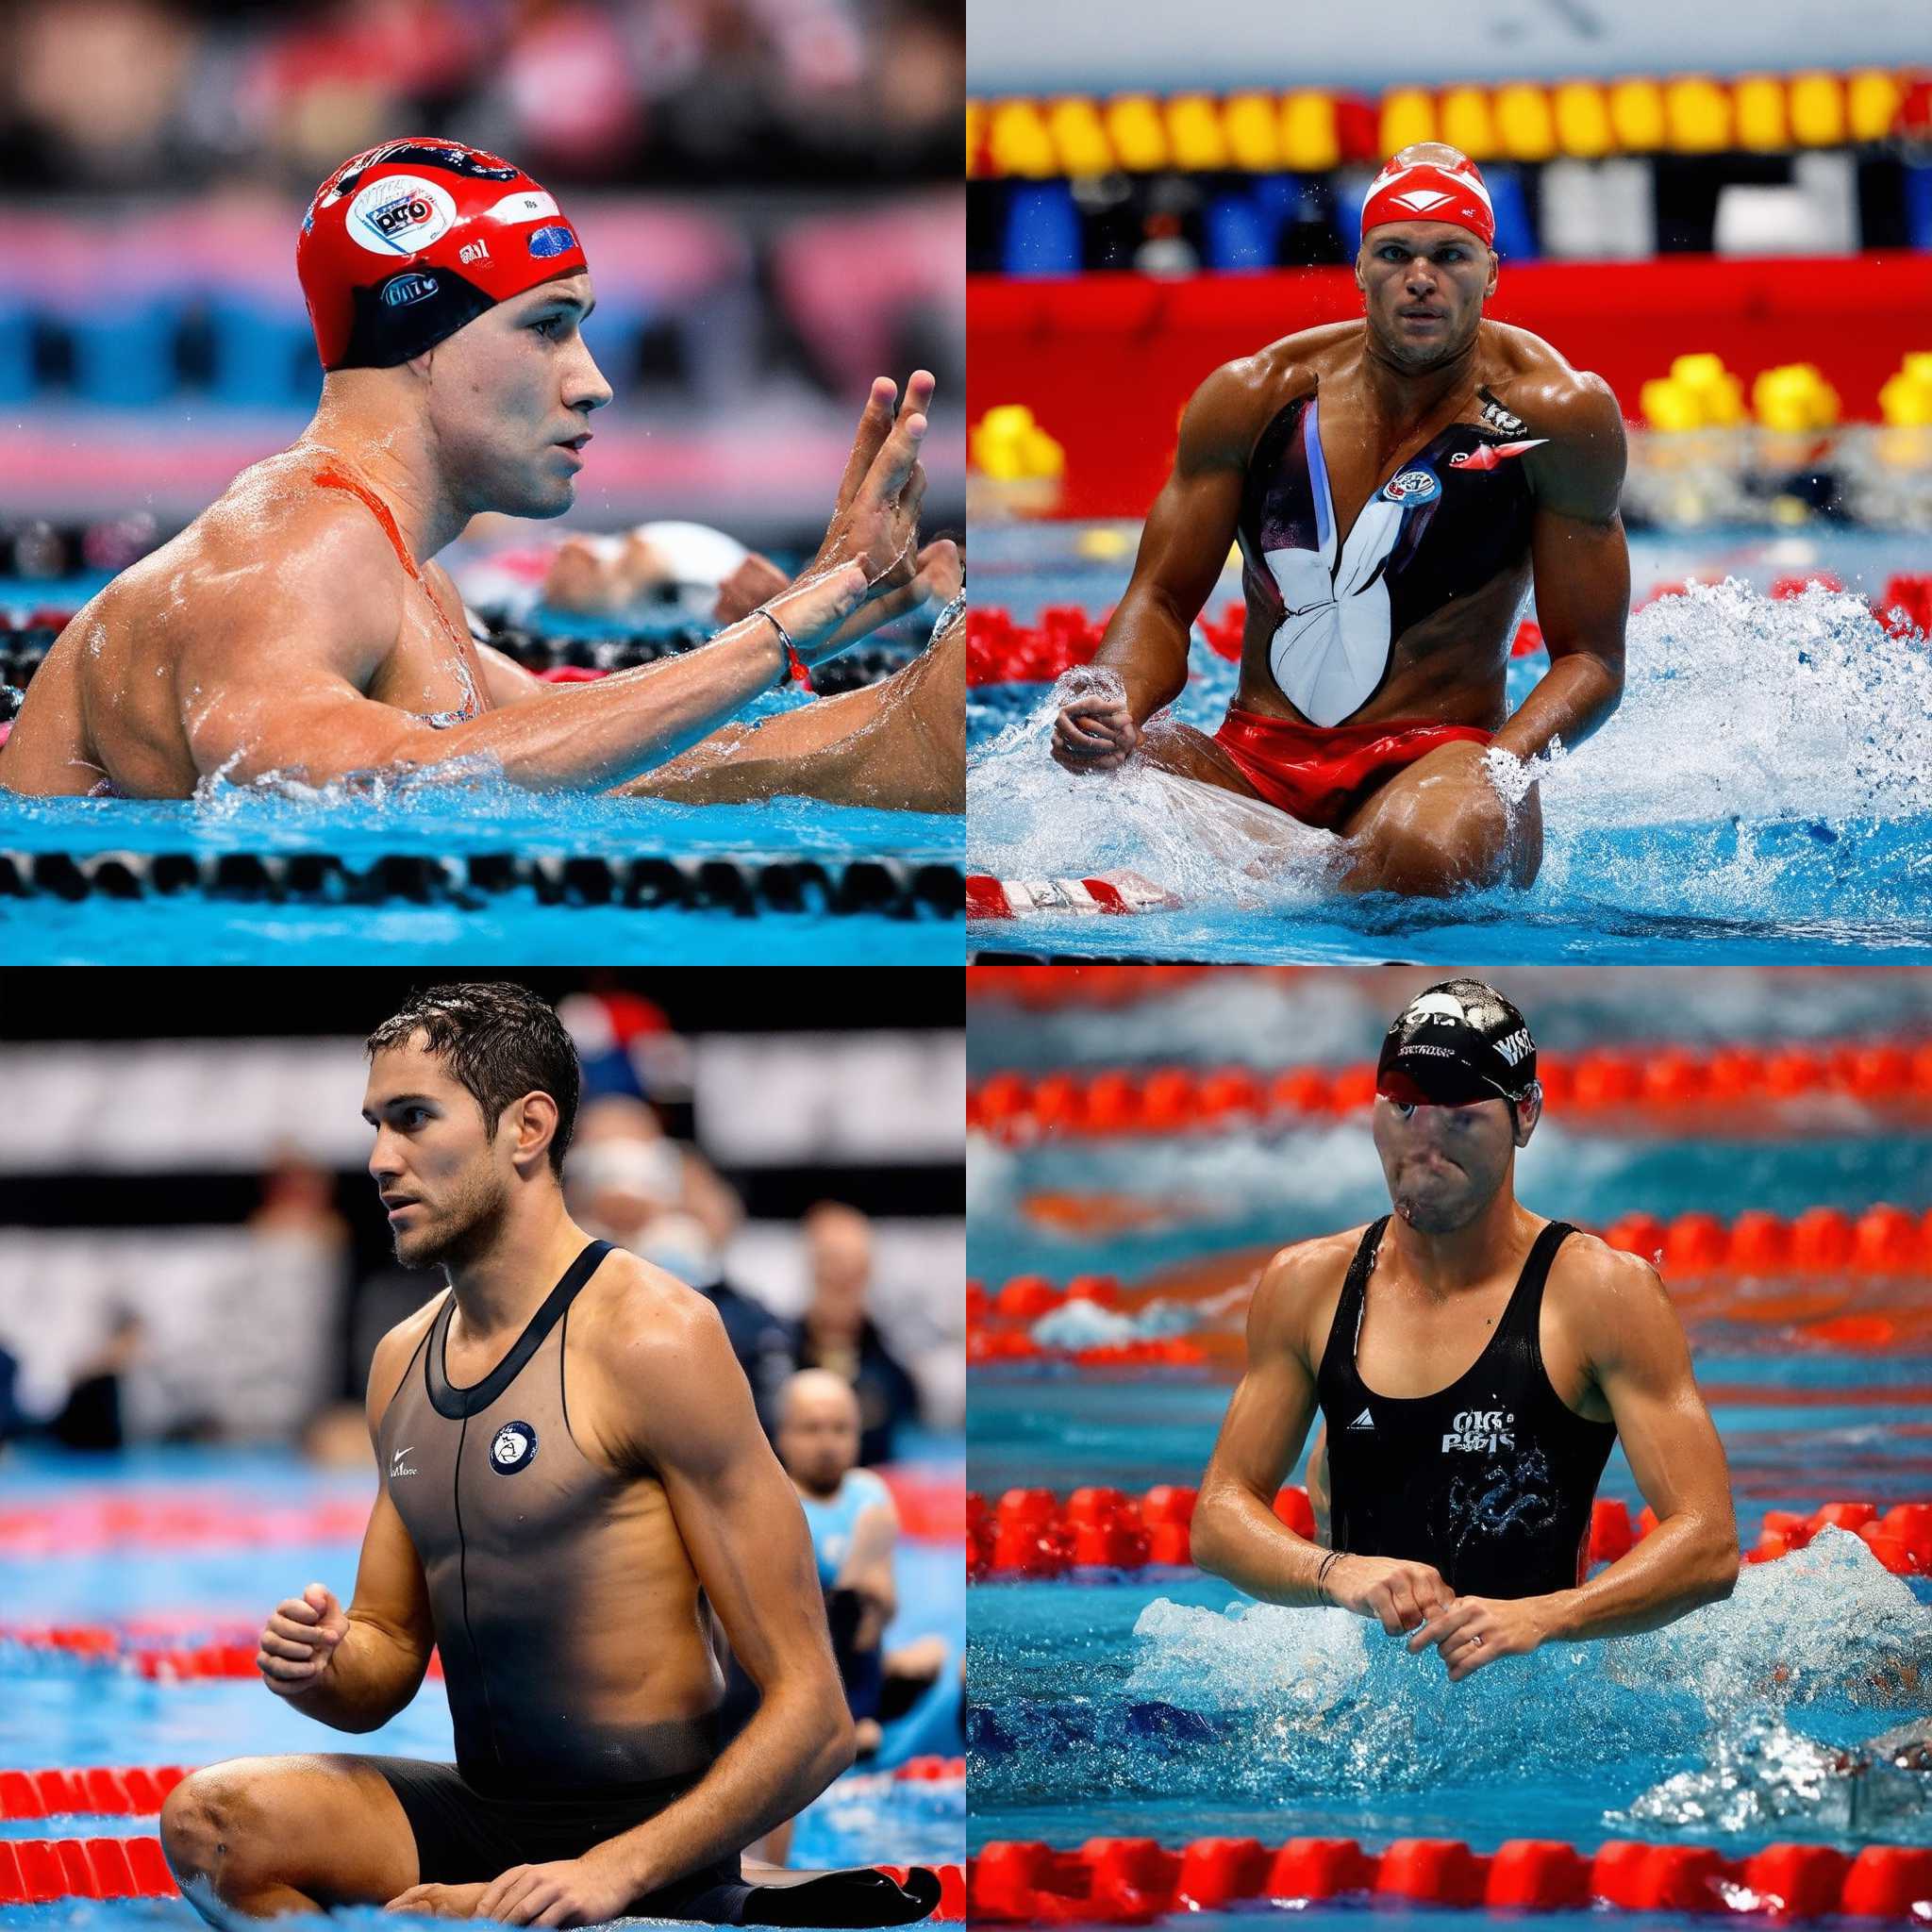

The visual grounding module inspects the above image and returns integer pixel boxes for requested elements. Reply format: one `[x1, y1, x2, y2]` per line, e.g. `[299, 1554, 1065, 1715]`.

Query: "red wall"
[970, 254, 1932, 520]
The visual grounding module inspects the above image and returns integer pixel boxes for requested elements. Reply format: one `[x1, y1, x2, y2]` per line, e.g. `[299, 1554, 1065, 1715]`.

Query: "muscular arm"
[588, 1291, 853, 1899]
[266, 1319, 436, 1731]
[1190, 1244, 1333, 1604]
[179, 522, 859, 792]
[1540, 1252, 1739, 1640]
[1052, 361, 1260, 768]
[1495, 373, 1628, 764]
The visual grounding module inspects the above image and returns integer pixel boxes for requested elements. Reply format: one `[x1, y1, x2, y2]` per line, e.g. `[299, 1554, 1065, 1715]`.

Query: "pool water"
[964, 974, 1932, 1907]
[966, 525, 1932, 962]
[0, 1446, 965, 1928]
[0, 784, 963, 965]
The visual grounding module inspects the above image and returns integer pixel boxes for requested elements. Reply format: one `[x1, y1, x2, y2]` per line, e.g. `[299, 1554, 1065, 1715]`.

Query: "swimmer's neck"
[299, 383, 475, 565]
[441, 1188, 597, 1343]
[1357, 328, 1480, 429]
[1382, 1185, 1538, 1299]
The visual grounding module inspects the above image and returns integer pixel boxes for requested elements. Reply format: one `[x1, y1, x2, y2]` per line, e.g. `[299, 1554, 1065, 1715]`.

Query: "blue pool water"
[0, 1445, 964, 1927]
[965, 972, 1932, 1909]
[967, 525, 1932, 962]
[0, 785, 962, 964]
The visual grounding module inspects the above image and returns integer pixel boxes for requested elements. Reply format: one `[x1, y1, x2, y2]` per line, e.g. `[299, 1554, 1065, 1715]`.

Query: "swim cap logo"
[1391, 189, 1454, 214]
[1443, 1408, 1514, 1455]
[346, 174, 458, 257]
[380, 273, 438, 308]
[489, 1421, 538, 1473]
[1381, 468, 1441, 506]
[1493, 1027, 1534, 1068]
[526, 225, 577, 258]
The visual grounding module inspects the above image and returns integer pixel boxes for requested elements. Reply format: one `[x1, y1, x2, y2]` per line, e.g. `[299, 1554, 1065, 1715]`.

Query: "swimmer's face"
[422, 273, 611, 519]
[362, 1036, 522, 1270]
[1357, 224, 1496, 370]
[1371, 1088, 1539, 1233]
[777, 1382, 863, 1494]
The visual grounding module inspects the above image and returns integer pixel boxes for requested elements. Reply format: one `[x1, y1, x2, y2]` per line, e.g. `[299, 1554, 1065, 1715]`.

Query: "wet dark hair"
[367, 982, 580, 1175]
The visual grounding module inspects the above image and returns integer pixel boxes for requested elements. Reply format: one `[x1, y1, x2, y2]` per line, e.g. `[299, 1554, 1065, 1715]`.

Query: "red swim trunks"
[1212, 705, 1492, 832]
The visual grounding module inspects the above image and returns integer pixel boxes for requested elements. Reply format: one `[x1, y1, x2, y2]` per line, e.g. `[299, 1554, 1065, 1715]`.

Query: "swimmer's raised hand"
[1052, 691, 1140, 773]
[1321, 1553, 1454, 1636]
[810, 372, 935, 595]
[257, 1581, 347, 1697]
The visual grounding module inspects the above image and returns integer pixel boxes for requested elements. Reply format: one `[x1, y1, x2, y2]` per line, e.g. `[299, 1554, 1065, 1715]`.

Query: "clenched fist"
[258, 1582, 347, 1697]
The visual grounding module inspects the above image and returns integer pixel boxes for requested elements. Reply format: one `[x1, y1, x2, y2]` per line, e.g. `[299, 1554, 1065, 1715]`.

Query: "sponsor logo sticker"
[526, 224, 578, 259]
[1380, 466, 1441, 506]
[346, 174, 457, 257]
[380, 273, 439, 308]
[490, 1420, 539, 1473]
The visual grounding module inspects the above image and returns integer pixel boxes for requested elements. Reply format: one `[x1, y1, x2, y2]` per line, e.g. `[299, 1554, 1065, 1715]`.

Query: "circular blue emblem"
[1381, 466, 1442, 507]
[489, 1421, 538, 1474]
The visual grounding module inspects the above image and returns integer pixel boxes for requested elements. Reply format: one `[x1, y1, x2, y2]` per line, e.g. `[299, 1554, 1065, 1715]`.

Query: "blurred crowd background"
[0, 0, 964, 564]
[0, 972, 965, 1472]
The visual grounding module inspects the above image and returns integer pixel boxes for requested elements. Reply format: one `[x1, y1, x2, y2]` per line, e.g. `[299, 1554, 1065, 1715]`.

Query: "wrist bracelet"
[753, 604, 811, 692]
[1315, 1549, 1342, 1602]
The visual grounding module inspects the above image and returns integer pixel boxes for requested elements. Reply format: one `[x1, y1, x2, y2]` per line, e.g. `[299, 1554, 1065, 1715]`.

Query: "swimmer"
[0, 138, 958, 808]
[1050, 144, 1629, 895]
[1191, 978, 1738, 1679]
[159, 983, 937, 1926]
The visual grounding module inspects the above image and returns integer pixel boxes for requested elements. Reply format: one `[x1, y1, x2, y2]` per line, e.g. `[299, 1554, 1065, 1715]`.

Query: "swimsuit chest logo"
[1380, 466, 1441, 507]
[389, 1444, 417, 1480]
[1449, 439, 1546, 471]
[489, 1421, 539, 1474]
[1346, 1407, 1375, 1432]
[1443, 1407, 1515, 1454]
[346, 175, 458, 257]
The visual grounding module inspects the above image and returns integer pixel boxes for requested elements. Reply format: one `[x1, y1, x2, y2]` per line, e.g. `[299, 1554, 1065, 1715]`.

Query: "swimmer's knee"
[160, 1762, 280, 1899]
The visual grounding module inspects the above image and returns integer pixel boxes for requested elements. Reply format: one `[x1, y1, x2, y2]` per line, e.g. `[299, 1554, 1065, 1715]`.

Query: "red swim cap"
[1360, 149, 1495, 249]
[297, 138, 589, 372]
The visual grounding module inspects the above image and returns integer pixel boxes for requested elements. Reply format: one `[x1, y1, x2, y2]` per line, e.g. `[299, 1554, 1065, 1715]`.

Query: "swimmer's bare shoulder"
[567, 1250, 759, 1471]
[364, 1291, 449, 1435]
[1478, 324, 1626, 520]
[1540, 1229, 1685, 1397]
[1246, 1225, 1364, 1374]
[1181, 324, 1351, 473]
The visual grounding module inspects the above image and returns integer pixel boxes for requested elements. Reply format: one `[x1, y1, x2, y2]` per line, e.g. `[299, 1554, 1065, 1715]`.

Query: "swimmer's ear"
[503, 1090, 561, 1176]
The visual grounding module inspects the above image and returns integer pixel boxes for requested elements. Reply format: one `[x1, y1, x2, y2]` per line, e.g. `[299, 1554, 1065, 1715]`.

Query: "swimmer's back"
[0, 449, 488, 798]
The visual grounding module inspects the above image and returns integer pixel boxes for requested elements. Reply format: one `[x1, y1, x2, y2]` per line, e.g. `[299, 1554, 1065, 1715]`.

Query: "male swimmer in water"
[1191, 979, 1737, 1677]
[1050, 143, 1629, 895]
[0, 138, 959, 808]
[159, 984, 936, 1927]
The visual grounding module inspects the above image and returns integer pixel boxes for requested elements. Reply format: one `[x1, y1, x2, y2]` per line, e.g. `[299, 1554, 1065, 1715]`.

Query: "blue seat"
[1906, 164, 1932, 251]
[207, 299, 314, 408]
[67, 301, 177, 407]
[1206, 194, 1272, 271]
[1003, 184, 1081, 276]
[1484, 167, 1538, 262]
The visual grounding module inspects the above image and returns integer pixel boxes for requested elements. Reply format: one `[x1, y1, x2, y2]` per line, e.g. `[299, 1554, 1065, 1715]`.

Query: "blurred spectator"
[0, 0, 959, 194]
[50, 1307, 144, 1451]
[791, 1200, 920, 1464]
[565, 1100, 793, 1424]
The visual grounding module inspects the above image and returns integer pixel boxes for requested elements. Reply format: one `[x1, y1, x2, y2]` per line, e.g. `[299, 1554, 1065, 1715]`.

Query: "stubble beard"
[392, 1169, 511, 1274]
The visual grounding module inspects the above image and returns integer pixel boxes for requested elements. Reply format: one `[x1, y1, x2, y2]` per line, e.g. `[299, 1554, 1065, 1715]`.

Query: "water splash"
[967, 582, 1932, 941]
[970, 1532, 1932, 1815]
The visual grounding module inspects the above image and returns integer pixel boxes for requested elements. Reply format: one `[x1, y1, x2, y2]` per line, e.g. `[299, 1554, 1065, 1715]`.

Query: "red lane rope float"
[968, 967, 1225, 1008]
[0, 1627, 448, 1683]
[971, 1041, 1932, 1141]
[967, 1836, 1932, 1923]
[0, 1758, 960, 1824]
[968, 605, 1550, 686]
[965, 1488, 1932, 1580]
[967, 578, 1932, 686]
[0, 1467, 961, 1558]
[0, 1839, 967, 1918]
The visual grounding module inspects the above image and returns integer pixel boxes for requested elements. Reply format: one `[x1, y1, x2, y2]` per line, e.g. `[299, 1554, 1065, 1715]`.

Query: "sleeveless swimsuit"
[372, 1242, 939, 1925]
[1212, 388, 1540, 830]
[1315, 1217, 1617, 1598]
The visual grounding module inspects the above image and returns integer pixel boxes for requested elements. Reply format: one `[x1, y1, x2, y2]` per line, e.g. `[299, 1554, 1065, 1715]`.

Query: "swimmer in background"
[160, 983, 937, 1926]
[1191, 979, 1737, 1678]
[0, 138, 958, 808]
[1050, 143, 1628, 895]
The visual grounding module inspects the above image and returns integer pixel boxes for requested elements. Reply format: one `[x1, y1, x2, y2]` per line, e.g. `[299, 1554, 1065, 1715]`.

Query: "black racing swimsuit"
[1315, 1217, 1617, 1598]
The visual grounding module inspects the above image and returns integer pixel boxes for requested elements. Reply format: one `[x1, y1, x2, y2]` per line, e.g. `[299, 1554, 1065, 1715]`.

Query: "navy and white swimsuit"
[1236, 391, 1540, 726]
